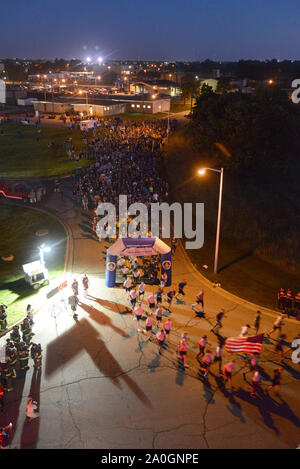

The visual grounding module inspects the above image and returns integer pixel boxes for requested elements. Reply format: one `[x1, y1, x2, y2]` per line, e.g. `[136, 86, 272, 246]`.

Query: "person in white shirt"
[239, 324, 250, 337]
[129, 289, 137, 309]
[138, 282, 145, 301]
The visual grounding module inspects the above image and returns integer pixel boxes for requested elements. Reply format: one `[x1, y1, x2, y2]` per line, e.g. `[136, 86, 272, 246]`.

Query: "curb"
[178, 240, 300, 325]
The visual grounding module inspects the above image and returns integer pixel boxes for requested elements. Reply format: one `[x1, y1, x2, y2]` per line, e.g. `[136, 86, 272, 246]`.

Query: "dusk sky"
[1, 0, 300, 61]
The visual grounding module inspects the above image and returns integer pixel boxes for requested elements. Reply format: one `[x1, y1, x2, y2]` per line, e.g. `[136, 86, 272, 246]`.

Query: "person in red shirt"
[221, 360, 235, 391]
[0, 384, 4, 411]
[198, 350, 213, 378]
[156, 329, 166, 354]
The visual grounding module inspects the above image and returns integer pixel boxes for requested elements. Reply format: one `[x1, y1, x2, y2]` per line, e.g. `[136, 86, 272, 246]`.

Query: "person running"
[156, 329, 166, 354]
[175, 338, 189, 367]
[248, 371, 261, 398]
[272, 334, 287, 362]
[196, 335, 209, 361]
[71, 279, 79, 296]
[253, 310, 261, 335]
[267, 314, 285, 338]
[210, 309, 226, 334]
[155, 286, 163, 305]
[175, 280, 187, 299]
[134, 304, 144, 331]
[147, 292, 156, 313]
[220, 360, 235, 391]
[82, 274, 90, 297]
[195, 290, 205, 312]
[239, 324, 251, 338]
[129, 288, 138, 310]
[213, 345, 223, 374]
[155, 306, 163, 328]
[163, 318, 172, 341]
[266, 368, 283, 393]
[68, 294, 79, 319]
[243, 352, 259, 378]
[160, 272, 168, 289]
[198, 350, 213, 378]
[123, 277, 132, 297]
[165, 288, 176, 310]
[144, 315, 153, 340]
[138, 282, 145, 301]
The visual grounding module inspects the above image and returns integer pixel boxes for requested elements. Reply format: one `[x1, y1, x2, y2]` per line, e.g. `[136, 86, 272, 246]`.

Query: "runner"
[144, 315, 153, 341]
[267, 314, 286, 338]
[147, 292, 156, 313]
[210, 309, 226, 334]
[123, 277, 132, 297]
[165, 288, 176, 310]
[196, 335, 209, 361]
[213, 345, 223, 374]
[266, 368, 283, 393]
[163, 318, 172, 341]
[82, 274, 90, 297]
[248, 371, 261, 398]
[129, 288, 138, 310]
[134, 303, 144, 331]
[138, 282, 145, 301]
[156, 329, 166, 354]
[220, 360, 235, 391]
[198, 350, 213, 378]
[175, 338, 189, 367]
[195, 289, 205, 312]
[175, 280, 187, 299]
[272, 334, 287, 362]
[253, 310, 261, 335]
[243, 352, 259, 378]
[239, 324, 251, 338]
[155, 306, 163, 328]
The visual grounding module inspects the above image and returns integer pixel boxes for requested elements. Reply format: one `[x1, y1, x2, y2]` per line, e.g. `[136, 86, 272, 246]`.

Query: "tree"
[181, 72, 200, 105]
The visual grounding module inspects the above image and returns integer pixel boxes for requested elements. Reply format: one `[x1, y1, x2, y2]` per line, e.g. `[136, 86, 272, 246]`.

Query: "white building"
[0, 79, 6, 104]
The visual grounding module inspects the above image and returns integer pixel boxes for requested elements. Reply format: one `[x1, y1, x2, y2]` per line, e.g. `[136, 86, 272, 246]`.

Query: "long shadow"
[0, 375, 27, 442]
[218, 248, 256, 273]
[20, 368, 41, 449]
[78, 223, 98, 238]
[175, 359, 187, 386]
[234, 386, 300, 433]
[79, 302, 129, 337]
[214, 375, 246, 423]
[45, 318, 152, 408]
[198, 373, 216, 404]
[90, 296, 131, 315]
[147, 352, 161, 372]
[268, 359, 300, 380]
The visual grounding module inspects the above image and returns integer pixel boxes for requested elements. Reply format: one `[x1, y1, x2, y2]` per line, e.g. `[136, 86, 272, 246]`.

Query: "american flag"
[225, 334, 264, 354]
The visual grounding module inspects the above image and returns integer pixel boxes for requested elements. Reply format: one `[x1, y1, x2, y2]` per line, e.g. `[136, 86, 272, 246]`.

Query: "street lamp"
[39, 243, 51, 267]
[198, 167, 224, 274]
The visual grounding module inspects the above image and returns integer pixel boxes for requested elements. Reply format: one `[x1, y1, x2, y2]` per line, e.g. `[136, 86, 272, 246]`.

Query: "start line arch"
[105, 237, 172, 288]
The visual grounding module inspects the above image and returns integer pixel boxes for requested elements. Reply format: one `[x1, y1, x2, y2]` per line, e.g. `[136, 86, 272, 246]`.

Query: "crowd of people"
[71, 118, 172, 224]
[0, 305, 42, 448]
[277, 287, 300, 317]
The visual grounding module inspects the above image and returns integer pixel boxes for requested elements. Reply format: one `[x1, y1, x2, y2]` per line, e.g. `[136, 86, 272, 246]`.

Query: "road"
[0, 179, 299, 449]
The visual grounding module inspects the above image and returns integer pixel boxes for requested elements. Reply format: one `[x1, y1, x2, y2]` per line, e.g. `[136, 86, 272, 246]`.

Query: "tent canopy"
[108, 237, 171, 257]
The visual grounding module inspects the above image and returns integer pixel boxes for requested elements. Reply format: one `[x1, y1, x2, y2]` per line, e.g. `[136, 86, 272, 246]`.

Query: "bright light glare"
[198, 169, 206, 175]
[97, 57, 103, 63]
[86, 57, 91, 63]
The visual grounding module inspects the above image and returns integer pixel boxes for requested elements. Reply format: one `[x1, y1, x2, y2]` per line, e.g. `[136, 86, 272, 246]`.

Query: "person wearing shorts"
[155, 306, 163, 328]
[164, 319, 172, 341]
[243, 352, 259, 378]
[221, 360, 235, 390]
[138, 282, 145, 301]
[166, 288, 176, 309]
[134, 304, 144, 331]
[175, 281, 187, 299]
[196, 290, 204, 311]
[129, 289, 138, 310]
[147, 293, 156, 313]
[267, 368, 283, 393]
[196, 335, 208, 360]
[82, 274, 89, 297]
[123, 278, 132, 296]
[144, 315, 153, 340]
[213, 346, 223, 373]
[176, 339, 189, 367]
[198, 350, 213, 378]
[248, 371, 261, 398]
[156, 329, 166, 354]
[211, 309, 225, 334]
[155, 287, 163, 305]
[267, 314, 285, 338]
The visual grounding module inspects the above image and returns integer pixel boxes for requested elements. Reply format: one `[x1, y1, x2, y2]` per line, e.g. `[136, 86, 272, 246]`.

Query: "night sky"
[1, 0, 300, 60]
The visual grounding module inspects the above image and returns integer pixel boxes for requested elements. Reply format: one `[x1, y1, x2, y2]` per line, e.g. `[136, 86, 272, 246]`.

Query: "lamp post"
[39, 244, 50, 267]
[198, 167, 224, 274]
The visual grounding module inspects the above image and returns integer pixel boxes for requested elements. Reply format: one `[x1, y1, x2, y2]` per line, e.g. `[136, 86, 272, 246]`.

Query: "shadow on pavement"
[45, 318, 152, 408]
[20, 368, 41, 449]
[79, 302, 129, 338]
[90, 296, 131, 315]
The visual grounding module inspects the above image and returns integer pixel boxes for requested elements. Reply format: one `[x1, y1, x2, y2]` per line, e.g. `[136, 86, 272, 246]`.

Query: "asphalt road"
[0, 181, 299, 449]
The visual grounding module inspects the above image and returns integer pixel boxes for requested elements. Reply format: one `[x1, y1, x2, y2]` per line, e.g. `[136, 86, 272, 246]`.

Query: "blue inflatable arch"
[105, 237, 172, 288]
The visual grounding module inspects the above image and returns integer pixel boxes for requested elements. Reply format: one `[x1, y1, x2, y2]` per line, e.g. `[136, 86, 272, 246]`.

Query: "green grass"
[0, 122, 90, 178]
[165, 126, 300, 310]
[0, 200, 66, 327]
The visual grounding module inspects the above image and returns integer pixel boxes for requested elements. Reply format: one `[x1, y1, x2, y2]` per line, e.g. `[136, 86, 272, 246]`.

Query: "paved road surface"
[0, 180, 299, 449]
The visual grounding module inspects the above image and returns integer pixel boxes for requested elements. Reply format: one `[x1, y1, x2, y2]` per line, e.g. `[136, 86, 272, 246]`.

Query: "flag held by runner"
[225, 334, 264, 354]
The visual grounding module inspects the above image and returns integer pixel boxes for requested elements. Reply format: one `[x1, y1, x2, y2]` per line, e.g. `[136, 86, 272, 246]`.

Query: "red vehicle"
[0, 183, 29, 201]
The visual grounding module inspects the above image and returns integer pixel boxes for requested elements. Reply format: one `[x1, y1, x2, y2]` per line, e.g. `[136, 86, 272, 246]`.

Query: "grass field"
[0, 200, 66, 327]
[165, 126, 300, 310]
[0, 122, 90, 178]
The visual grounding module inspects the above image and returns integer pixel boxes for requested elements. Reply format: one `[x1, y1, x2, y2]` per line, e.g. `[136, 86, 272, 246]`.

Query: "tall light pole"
[198, 167, 224, 274]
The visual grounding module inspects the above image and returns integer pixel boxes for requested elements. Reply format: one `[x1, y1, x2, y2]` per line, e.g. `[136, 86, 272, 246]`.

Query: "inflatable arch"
[105, 237, 172, 288]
